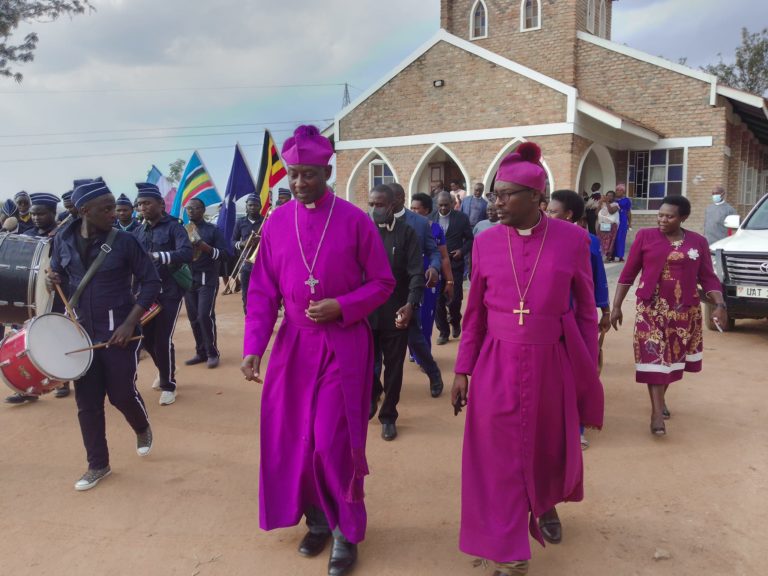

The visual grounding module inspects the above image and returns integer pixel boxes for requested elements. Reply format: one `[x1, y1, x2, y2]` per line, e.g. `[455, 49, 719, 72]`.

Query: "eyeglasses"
[487, 188, 532, 203]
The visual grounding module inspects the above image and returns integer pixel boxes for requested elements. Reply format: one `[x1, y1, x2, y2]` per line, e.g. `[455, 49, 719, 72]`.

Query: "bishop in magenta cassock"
[451, 142, 604, 576]
[241, 126, 395, 576]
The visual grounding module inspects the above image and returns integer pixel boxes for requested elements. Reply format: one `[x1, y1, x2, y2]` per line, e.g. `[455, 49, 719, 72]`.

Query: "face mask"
[712, 195, 723, 204]
[370, 207, 392, 225]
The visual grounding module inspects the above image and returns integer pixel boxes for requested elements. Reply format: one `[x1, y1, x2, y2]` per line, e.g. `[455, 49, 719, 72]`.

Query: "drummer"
[48, 179, 161, 491]
[5, 193, 71, 405]
[133, 182, 193, 406]
[14, 191, 35, 235]
[23, 193, 60, 238]
[115, 193, 140, 232]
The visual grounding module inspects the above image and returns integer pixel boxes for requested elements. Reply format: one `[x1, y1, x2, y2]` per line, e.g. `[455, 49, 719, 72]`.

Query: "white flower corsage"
[687, 248, 699, 261]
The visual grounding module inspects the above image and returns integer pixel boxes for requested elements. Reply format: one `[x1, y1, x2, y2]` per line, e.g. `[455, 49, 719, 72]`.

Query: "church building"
[328, 0, 768, 231]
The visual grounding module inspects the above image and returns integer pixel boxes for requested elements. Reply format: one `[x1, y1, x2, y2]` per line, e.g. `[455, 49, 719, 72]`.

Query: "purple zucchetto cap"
[496, 142, 547, 193]
[281, 125, 334, 167]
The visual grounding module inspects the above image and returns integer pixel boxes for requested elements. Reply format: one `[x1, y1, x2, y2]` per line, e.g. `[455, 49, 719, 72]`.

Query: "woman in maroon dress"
[610, 196, 726, 436]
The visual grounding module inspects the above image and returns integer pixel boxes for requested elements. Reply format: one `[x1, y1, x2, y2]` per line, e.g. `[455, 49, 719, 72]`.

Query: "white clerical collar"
[515, 213, 542, 236]
[394, 208, 406, 219]
[306, 203, 316, 209]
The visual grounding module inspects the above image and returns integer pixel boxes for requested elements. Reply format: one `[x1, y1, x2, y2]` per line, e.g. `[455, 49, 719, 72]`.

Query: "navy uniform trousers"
[77, 340, 149, 469]
[142, 295, 183, 392]
[184, 281, 219, 359]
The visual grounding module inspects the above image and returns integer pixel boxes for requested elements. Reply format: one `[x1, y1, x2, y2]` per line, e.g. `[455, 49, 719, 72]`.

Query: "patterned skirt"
[633, 295, 703, 386]
[598, 222, 618, 258]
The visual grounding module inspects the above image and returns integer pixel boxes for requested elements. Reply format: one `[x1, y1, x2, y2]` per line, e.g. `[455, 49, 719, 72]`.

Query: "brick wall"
[440, 0, 615, 86]
[575, 40, 725, 140]
[338, 41, 567, 142]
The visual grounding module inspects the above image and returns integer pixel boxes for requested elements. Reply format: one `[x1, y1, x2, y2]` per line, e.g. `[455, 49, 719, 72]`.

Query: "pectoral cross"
[513, 300, 530, 325]
[305, 274, 320, 295]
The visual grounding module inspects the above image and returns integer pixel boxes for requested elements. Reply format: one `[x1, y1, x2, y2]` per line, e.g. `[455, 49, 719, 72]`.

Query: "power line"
[0, 118, 334, 139]
[0, 82, 349, 95]
[0, 127, 301, 149]
[0, 143, 266, 164]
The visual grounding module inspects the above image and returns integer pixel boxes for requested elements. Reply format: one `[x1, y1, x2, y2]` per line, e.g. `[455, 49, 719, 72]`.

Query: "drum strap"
[69, 228, 118, 309]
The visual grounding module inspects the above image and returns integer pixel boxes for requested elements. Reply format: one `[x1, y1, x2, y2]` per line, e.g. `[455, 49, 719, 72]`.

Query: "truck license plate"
[736, 285, 768, 299]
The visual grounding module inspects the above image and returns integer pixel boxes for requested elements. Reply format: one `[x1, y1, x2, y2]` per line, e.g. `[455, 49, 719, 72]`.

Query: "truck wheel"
[704, 302, 735, 332]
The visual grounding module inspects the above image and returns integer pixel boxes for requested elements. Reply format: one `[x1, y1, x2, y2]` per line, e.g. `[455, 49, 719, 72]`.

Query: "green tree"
[702, 27, 768, 96]
[1, 1, 94, 82]
[167, 158, 186, 185]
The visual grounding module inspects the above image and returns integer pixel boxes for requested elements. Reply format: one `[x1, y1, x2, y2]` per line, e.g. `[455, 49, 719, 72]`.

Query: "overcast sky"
[1, 0, 766, 200]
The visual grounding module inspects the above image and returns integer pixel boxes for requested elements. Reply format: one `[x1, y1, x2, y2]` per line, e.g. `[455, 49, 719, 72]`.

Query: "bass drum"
[0, 233, 53, 325]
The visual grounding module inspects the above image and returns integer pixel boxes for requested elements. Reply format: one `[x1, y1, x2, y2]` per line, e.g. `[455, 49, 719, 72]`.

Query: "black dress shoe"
[451, 325, 461, 339]
[538, 508, 562, 544]
[184, 355, 206, 366]
[381, 422, 397, 441]
[298, 530, 331, 557]
[328, 537, 357, 576]
[436, 334, 449, 345]
[5, 393, 38, 405]
[429, 374, 444, 398]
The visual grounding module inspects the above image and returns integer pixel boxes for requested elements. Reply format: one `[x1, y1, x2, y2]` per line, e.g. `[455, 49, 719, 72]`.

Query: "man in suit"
[390, 183, 445, 398]
[432, 191, 473, 345]
[461, 183, 489, 228]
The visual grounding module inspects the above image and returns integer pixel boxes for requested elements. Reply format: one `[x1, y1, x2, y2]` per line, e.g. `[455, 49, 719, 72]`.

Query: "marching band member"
[276, 187, 292, 207]
[57, 190, 78, 224]
[133, 183, 193, 405]
[183, 198, 227, 369]
[232, 193, 263, 314]
[5, 193, 69, 405]
[115, 193, 140, 232]
[48, 179, 161, 491]
[14, 191, 35, 235]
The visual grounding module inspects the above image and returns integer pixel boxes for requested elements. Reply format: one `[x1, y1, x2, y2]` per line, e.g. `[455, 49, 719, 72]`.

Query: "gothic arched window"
[521, 0, 541, 31]
[470, 0, 488, 39]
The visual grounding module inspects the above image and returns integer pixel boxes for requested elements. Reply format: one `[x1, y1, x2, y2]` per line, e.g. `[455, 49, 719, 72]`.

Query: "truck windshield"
[744, 195, 768, 230]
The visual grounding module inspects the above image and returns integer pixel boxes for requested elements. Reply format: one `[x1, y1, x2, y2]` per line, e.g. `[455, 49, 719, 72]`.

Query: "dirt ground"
[1, 270, 765, 576]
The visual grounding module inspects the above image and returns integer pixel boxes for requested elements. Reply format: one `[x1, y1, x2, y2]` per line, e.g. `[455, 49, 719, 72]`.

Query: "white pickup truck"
[709, 193, 768, 330]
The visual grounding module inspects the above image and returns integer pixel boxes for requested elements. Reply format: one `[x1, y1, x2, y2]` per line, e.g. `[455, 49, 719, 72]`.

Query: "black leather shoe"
[381, 422, 397, 441]
[436, 334, 449, 345]
[451, 325, 461, 339]
[206, 356, 220, 369]
[5, 393, 38, 405]
[429, 374, 444, 398]
[328, 538, 357, 576]
[538, 507, 562, 544]
[298, 530, 330, 557]
[184, 355, 206, 366]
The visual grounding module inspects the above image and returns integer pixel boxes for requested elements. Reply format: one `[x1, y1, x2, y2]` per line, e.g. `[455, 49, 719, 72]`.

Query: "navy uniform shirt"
[114, 219, 141, 233]
[188, 219, 228, 286]
[22, 223, 57, 238]
[232, 214, 263, 272]
[51, 219, 161, 342]
[132, 214, 193, 300]
[16, 215, 35, 235]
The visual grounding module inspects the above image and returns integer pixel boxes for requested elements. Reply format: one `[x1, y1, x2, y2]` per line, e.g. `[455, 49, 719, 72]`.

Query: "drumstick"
[46, 269, 79, 326]
[65, 336, 143, 355]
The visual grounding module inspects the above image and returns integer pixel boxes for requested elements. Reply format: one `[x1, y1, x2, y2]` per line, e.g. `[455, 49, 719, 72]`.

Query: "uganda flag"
[254, 130, 287, 216]
[170, 151, 222, 223]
